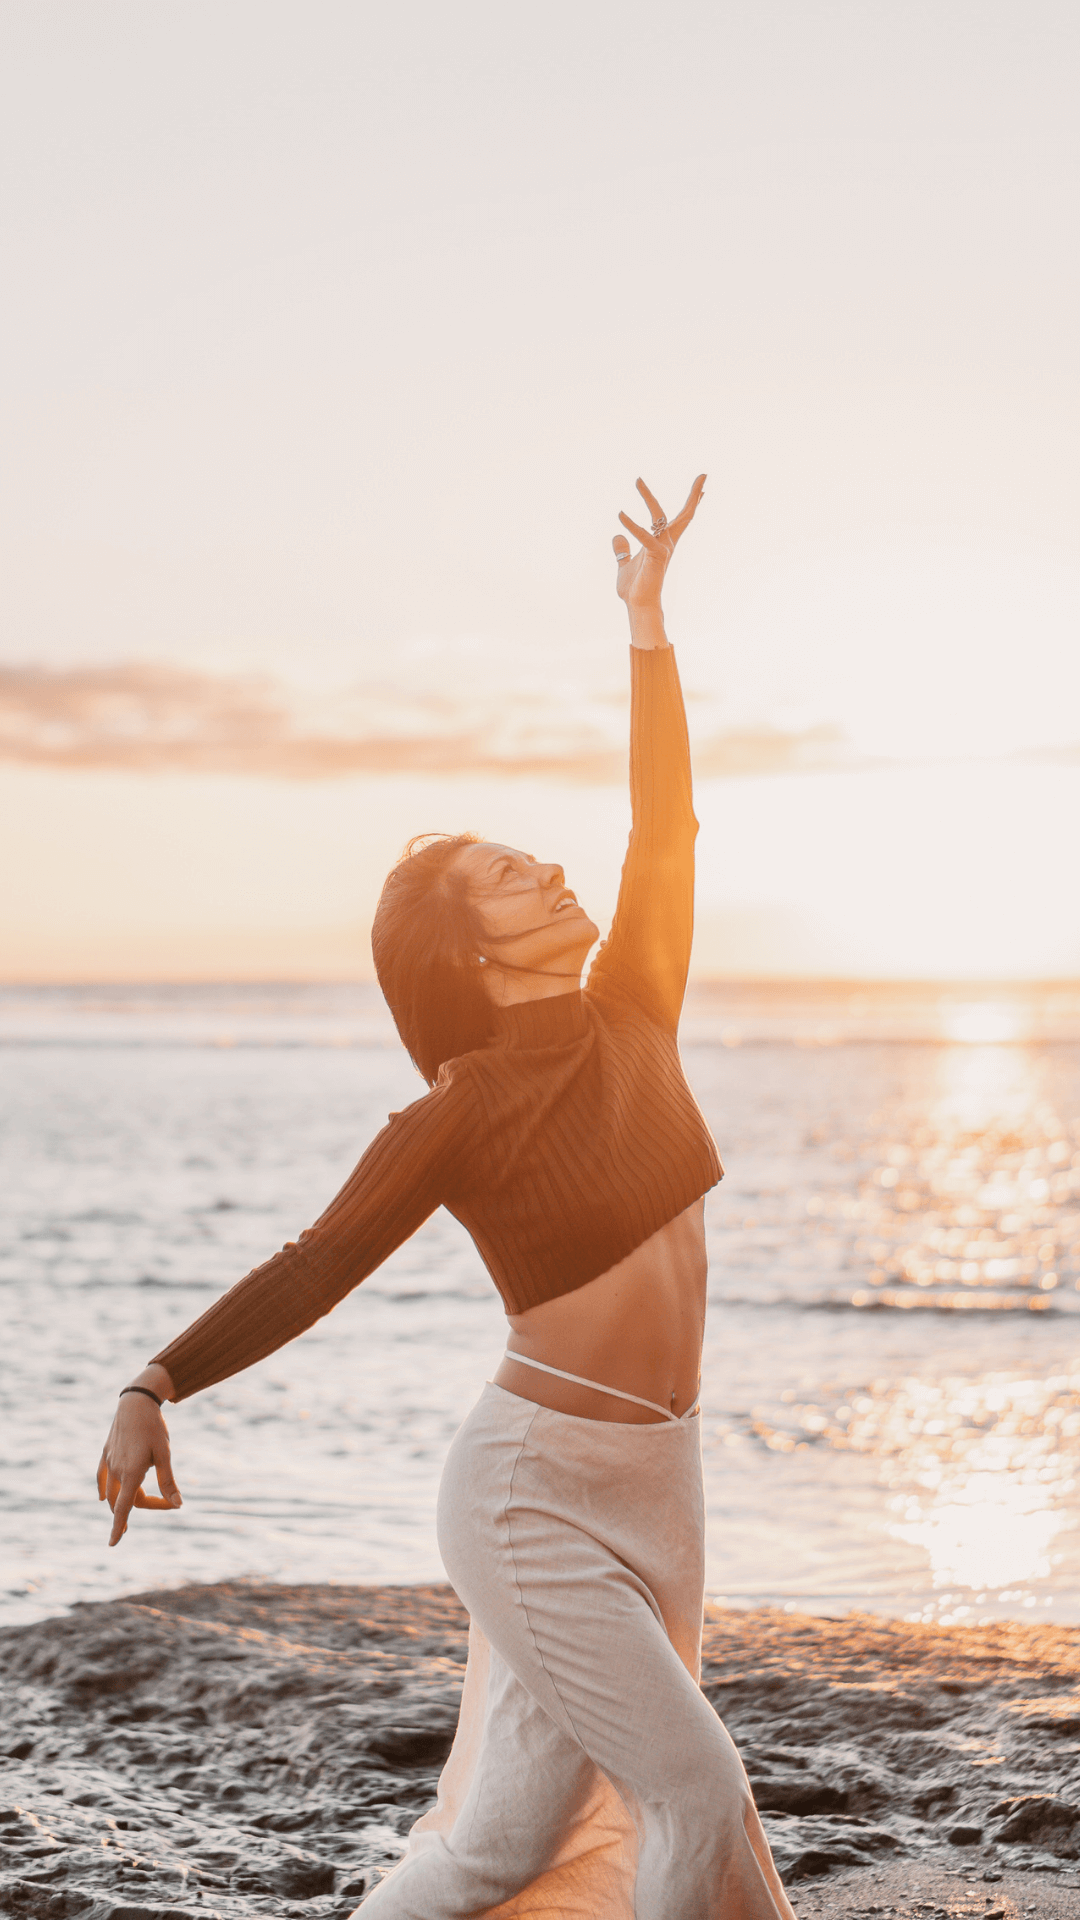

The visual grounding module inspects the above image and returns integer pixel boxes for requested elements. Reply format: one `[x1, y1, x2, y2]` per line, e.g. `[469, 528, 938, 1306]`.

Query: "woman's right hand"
[97, 1367, 182, 1547]
[613, 474, 706, 609]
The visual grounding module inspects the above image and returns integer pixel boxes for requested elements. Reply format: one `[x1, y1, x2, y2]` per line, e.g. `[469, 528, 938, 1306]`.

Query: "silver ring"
[651, 516, 668, 535]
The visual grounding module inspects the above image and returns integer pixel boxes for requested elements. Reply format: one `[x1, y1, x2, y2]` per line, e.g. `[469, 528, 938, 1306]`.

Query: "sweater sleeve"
[152, 1070, 474, 1400]
[586, 644, 698, 1032]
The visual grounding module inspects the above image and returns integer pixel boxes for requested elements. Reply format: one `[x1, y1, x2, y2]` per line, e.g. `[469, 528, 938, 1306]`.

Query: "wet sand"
[3, 1583, 1080, 1918]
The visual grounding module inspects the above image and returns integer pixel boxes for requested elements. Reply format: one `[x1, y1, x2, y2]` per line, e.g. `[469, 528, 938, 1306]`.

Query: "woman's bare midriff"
[494, 1198, 707, 1424]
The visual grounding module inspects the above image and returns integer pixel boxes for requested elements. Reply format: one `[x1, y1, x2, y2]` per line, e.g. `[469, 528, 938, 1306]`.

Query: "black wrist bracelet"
[119, 1385, 163, 1408]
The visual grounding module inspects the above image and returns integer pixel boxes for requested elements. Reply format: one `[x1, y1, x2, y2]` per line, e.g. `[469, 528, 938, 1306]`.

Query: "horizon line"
[3, 976, 1079, 992]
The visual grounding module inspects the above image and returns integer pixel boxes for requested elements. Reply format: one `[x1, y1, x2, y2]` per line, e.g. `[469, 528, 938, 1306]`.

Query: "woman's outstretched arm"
[587, 474, 706, 1028]
[96, 1067, 477, 1545]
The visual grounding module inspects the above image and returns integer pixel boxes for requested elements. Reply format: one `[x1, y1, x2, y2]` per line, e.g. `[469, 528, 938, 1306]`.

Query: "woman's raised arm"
[587, 474, 706, 1029]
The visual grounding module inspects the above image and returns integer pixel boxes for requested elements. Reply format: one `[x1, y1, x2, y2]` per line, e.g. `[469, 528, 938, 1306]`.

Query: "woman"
[97, 476, 796, 1920]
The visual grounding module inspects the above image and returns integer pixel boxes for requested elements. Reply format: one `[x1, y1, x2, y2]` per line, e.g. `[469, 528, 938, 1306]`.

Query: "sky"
[2, 0, 1079, 980]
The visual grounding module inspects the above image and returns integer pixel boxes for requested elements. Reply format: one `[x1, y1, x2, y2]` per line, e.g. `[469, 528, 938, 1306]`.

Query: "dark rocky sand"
[3, 1584, 1080, 1919]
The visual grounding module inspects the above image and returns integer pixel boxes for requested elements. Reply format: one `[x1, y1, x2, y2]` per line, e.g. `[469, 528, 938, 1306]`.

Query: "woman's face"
[451, 842, 599, 987]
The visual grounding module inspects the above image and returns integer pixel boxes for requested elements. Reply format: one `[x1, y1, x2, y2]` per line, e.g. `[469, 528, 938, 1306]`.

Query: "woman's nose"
[539, 864, 565, 889]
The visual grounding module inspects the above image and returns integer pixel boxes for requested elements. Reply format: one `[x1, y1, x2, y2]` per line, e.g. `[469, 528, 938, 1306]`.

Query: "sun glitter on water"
[846, 1042, 1080, 1313]
[943, 1003, 1027, 1046]
[872, 1371, 1079, 1613]
[869, 1047, 1080, 1612]
[725, 1030, 1080, 1619]
[890, 1477, 1064, 1608]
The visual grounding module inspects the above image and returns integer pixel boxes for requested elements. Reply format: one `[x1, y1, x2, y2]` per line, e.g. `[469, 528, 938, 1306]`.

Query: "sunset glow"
[1, 4, 1077, 982]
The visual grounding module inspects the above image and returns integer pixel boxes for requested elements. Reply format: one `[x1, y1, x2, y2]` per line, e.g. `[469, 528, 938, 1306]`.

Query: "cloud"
[0, 661, 858, 783]
[692, 722, 851, 777]
[1014, 742, 1080, 767]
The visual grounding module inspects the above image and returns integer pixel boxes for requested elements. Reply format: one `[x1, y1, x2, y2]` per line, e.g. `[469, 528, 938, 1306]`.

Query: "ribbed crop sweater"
[153, 644, 723, 1401]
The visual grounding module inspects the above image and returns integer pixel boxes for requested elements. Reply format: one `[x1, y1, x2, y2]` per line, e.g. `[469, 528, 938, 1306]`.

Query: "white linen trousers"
[357, 1382, 796, 1919]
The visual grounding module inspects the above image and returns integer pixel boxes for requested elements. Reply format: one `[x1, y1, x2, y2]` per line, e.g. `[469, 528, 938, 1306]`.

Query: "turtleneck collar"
[491, 990, 591, 1050]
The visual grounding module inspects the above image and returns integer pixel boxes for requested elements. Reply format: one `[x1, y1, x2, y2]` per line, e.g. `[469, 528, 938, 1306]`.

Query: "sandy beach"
[2, 1583, 1080, 1918]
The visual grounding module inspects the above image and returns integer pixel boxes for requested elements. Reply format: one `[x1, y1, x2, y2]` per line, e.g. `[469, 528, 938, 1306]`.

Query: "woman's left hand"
[613, 474, 706, 610]
[97, 1372, 182, 1546]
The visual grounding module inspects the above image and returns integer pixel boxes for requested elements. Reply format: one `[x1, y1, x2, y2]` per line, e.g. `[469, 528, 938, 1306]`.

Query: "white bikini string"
[501, 1349, 687, 1423]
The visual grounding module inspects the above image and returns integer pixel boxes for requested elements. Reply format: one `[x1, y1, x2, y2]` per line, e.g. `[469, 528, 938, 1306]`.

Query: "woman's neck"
[484, 966, 583, 1007]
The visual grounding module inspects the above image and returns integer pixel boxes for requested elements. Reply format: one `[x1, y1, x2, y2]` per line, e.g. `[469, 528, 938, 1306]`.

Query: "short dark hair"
[371, 833, 495, 1085]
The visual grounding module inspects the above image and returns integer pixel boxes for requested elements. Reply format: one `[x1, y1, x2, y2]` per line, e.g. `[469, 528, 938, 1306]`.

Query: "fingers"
[103, 1471, 180, 1540]
[618, 510, 665, 554]
[635, 477, 666, 525]
[102, 1466, 128, 1513]
[617, 475, 706, 576]
[668, 472, 707, 535]
[109, 1472, 141, 1547]
[153, 1439, 183, 1510]
[107, 1472, 176, 1542]
[100, 1413, 184, 1544]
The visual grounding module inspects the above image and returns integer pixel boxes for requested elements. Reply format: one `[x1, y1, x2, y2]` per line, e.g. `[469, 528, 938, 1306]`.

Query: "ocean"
[3, 981, 1079, 1629]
